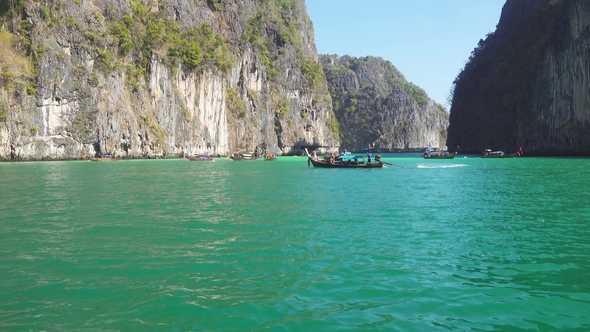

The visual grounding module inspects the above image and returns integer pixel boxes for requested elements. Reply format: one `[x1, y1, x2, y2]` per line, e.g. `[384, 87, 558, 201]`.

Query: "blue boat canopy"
[338, 155, 362, 160]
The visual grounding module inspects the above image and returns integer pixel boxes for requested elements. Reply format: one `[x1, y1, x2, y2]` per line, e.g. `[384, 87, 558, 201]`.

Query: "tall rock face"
[447, 0, 590, 155]
[321, 55, 449, 152]
[0, 0, 339, 161]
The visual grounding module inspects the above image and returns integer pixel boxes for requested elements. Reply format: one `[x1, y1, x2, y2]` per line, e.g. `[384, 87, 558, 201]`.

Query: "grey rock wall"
[0, 0, 339, 161]
[447, 0, 590, 155]
[322, 55, 449, 152]
[518, 1, 590, 154]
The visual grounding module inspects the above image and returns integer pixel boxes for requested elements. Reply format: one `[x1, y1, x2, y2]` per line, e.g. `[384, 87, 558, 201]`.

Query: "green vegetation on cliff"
[321, 55, 447, 152]
[2, 0, 322, 99]
[241, 0, 303, 81]
[108, 0, 235, 82]
[2, 0, 236, 93]
[0, 0, 339, 160]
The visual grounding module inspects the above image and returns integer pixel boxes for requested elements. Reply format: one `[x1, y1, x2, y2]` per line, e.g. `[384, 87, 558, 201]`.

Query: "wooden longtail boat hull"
[481, 153, 517, 158]
[228, 152, 260, 161]
[184, 156, 213, 161]
[90, 158, 122, 161]
[309, 158, 384, 168]
[423, 152, 456, 159]
[84, 155, 122, 161]
[229, 156, 259, 161]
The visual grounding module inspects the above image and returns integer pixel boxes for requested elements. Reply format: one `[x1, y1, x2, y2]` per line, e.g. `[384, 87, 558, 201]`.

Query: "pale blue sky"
[305, 0, 506, 109]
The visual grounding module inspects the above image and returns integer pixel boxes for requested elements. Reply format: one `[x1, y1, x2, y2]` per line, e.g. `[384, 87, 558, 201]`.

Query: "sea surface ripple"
[1, 156, 589, 331]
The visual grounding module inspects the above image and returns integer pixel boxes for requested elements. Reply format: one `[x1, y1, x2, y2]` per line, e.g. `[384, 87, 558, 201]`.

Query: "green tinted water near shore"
[1, 156, 589, 331]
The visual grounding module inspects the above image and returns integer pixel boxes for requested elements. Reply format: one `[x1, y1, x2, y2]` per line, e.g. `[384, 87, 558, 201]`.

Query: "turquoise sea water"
[1, 155, 590, 331]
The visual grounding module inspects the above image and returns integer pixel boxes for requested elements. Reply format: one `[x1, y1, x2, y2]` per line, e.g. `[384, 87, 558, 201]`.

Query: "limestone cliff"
[447, 0, 590, 155]
[0, 0, 339, 161]
[321, 55, 449, 152]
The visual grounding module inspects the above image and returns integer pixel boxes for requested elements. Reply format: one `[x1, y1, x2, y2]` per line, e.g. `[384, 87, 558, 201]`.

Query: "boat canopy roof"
[338, 155, 363, 160]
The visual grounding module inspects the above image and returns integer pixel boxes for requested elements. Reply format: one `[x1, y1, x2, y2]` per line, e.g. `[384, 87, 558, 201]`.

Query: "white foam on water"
[417, 164, 469, 169]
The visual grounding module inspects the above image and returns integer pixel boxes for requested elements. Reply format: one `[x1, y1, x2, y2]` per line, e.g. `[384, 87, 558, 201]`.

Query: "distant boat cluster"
[422, 147, 524, 160]
[83, 154, 122, 162]
[80, 146, 524, 165]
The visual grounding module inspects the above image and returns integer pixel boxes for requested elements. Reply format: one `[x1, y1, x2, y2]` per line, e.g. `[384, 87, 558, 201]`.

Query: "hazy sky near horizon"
[305, 0, 506, 109]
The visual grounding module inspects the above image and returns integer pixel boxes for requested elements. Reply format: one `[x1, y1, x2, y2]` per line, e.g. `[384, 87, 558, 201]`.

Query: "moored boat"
[228, 152, 260, 161]
[85, 154, 122, 162]
[306, 150, 384, 169]
[423, 148, 456, 159]
[183, 153, 213, 161]
[309, 157, 384, 168]
[481, 149, 517, 158]
[265, 152, 277, 161]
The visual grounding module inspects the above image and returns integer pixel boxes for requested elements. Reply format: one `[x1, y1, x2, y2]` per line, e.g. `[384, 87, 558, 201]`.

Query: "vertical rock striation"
[448, 0, 590, 155]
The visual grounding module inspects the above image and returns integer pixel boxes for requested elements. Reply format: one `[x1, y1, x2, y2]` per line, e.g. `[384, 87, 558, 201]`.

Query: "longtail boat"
[85, 155, 122, 162]
[305, 149, 384, 168]
[423, 148, 456, 159]
[481, 149, 517, 158]
[184, 153, 213, 161]
[228, 152, 260, 161]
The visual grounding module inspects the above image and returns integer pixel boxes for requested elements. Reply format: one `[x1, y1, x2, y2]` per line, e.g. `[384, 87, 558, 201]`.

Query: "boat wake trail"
[417, 164, 468, 169]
